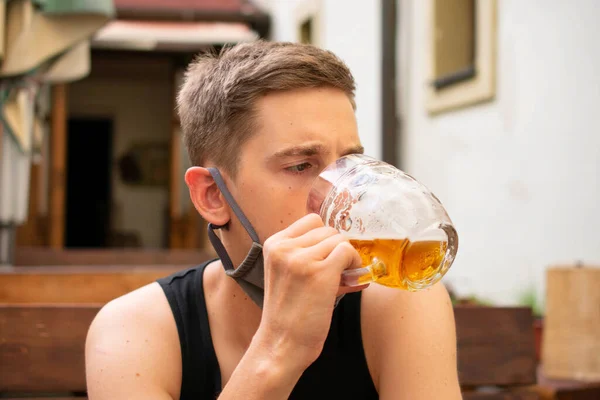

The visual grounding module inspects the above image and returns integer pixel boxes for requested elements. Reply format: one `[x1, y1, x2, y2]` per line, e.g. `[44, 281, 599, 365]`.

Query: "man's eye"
[286, 162, 313, 174]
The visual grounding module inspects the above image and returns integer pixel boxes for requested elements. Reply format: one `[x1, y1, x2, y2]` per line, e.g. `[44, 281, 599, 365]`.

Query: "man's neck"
[205, 259, 263, 349]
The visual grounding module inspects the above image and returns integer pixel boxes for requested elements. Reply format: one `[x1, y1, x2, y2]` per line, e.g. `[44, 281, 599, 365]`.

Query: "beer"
[349, 238, 448, 290]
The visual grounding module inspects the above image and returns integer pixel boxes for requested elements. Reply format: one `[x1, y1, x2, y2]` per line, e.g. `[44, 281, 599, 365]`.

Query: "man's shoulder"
[360, 282, 455, 343]
[85, 282, 182, 398]
[361, 280, 453, 315]
[94, 282, 174, 329]
[360, 282, 456, 391]
[87, 282, 180, 362]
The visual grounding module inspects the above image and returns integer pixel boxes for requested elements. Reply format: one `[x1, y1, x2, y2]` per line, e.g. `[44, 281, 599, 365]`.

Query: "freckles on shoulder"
[361, 282, 454, 330]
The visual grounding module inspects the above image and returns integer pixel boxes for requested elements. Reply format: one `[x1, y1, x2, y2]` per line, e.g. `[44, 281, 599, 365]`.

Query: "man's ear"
[185, 167, 230, 226]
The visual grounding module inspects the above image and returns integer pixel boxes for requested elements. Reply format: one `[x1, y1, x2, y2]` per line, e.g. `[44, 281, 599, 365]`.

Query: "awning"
[0, 0, 113, 154]
[0, 0, 114, 78]
[112, 0, 271, 39]
[92, 20, 259, 51]
[113, 0, 248, 13]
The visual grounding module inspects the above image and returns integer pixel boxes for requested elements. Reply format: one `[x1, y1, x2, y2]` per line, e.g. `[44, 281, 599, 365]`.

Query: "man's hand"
[258, 213, 367, 369]
[218, 213, 368, 399]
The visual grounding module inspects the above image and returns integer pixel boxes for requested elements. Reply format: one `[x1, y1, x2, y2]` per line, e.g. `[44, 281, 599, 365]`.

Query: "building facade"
[264, 0, 600, 306]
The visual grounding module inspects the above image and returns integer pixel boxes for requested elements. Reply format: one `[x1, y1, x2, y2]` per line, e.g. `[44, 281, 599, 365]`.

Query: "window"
[299, 17, 314, 45]
[295, 0, 322, 47]
[426, 0, 497, 114]
[433, 0, 476, 90]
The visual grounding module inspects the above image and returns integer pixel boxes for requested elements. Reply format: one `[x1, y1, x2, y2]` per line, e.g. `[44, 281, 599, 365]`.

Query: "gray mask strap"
[206, 167, 260, 275]
[207, 222, 235, 272]
[207, 168, 260, 243]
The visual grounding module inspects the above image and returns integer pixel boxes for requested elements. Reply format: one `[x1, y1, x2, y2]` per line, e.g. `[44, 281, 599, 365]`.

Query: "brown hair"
[176, 40, 356, 178]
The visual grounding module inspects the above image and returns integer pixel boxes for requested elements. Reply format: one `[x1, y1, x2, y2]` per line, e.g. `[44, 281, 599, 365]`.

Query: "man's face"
[227, 86, 363, 245]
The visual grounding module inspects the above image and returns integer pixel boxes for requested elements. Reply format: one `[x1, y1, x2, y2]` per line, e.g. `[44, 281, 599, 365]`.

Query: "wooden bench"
[456, 306, 539, 399]
[530, 366, 600, 400]
[13, 247, 213, 266]
[0, 304, 541, 399]
[0, 304, 95, 399]
[0, 265, 189, 303]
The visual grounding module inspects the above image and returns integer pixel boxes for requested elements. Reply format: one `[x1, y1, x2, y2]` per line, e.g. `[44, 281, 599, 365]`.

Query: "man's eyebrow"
[270, 143, 329, 160]
[342, 145, 365, 156]
[268, 143, 364, 162]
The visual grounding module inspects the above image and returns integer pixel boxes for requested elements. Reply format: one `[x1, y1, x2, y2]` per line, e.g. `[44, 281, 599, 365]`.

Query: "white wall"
[69, 57, 173, 248]
[399, 0, 600, 305]
[267, 0, 382, 159]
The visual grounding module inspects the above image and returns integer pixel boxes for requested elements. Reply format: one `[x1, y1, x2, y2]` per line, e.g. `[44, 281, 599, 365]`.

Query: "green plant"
[517, 287, 544, 318]
[445, 283, 494, 306]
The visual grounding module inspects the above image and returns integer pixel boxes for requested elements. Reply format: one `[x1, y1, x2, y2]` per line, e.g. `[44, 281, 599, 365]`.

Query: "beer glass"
[306, 154, 458, 291]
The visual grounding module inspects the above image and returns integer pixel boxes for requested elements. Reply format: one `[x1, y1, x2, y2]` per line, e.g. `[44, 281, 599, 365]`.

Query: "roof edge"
[115, 6, 270, 38]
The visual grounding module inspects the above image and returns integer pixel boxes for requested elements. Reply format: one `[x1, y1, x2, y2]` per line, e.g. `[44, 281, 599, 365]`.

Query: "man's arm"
[218, 214, 368, 399]
[85, 283, 182, 400]
[86, 214, 366, 400]
[86, 290, 302, 400]
[362, 282, 462, 400]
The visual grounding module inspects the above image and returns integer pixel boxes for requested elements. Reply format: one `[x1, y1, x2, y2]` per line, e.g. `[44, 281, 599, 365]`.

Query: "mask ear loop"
[206, 168, 261, 272]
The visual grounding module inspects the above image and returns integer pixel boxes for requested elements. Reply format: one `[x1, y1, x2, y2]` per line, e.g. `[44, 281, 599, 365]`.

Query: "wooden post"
[168, 111, 183, 248]
[0, 123, 3, 167]
[169, 67, 208, 251]
[48, 84, 67, 249]
[15, 162, 40, 246]
[184, 206, 200, 249]
[543, 266, 600, 381]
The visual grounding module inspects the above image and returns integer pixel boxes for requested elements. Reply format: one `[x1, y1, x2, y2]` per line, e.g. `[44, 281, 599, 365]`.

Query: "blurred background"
[1, 0, 599, 397]
[3, 0, 599, 307]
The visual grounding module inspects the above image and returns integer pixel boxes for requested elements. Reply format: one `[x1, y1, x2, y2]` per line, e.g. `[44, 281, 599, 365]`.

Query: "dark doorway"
[65, 118, 113, 248]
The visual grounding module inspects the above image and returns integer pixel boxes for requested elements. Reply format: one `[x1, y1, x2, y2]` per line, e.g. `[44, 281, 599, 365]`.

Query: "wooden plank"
[4, 398, 86, 400]
[0, 303, 540, 395]
[530, 365, 600, 400]
[13, 246, 212, 266]
[543, 267, 600, 381]
[533, 386, 600, 400]
[463, 392, 539, 400]
[49, 84, 67, 249]
[0, 265, 182, 303]
[0, 304, 100, 393]
[455, 306, 537, 386]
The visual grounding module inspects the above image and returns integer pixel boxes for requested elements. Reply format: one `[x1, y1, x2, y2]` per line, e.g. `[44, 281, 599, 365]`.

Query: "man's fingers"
[295, 227, 339, 248]
[307, 233, 350, 260]
[337, 283, 370, 295]
[324, 241, 362, 273]
[292, 226, 340, 248]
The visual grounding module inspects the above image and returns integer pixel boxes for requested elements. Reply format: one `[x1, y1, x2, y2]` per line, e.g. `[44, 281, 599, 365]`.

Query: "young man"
[86, 41, 461, 399]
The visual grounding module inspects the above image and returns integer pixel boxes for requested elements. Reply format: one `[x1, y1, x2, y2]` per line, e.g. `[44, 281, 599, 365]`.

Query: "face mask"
[206, 168, 345, 309]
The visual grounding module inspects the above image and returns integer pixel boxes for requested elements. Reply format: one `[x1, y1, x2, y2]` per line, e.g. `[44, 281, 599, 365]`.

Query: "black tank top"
[157, 260, 378, 399]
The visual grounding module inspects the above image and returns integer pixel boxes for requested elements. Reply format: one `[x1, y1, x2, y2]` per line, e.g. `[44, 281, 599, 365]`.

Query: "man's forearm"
[218, 335, 305, 399]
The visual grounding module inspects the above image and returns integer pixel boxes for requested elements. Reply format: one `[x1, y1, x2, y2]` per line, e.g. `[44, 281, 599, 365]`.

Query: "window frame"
[426, 0, 497, 115]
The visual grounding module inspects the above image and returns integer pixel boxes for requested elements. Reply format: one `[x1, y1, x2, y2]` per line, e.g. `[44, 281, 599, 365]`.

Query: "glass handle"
[341, 259, 386, 287]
